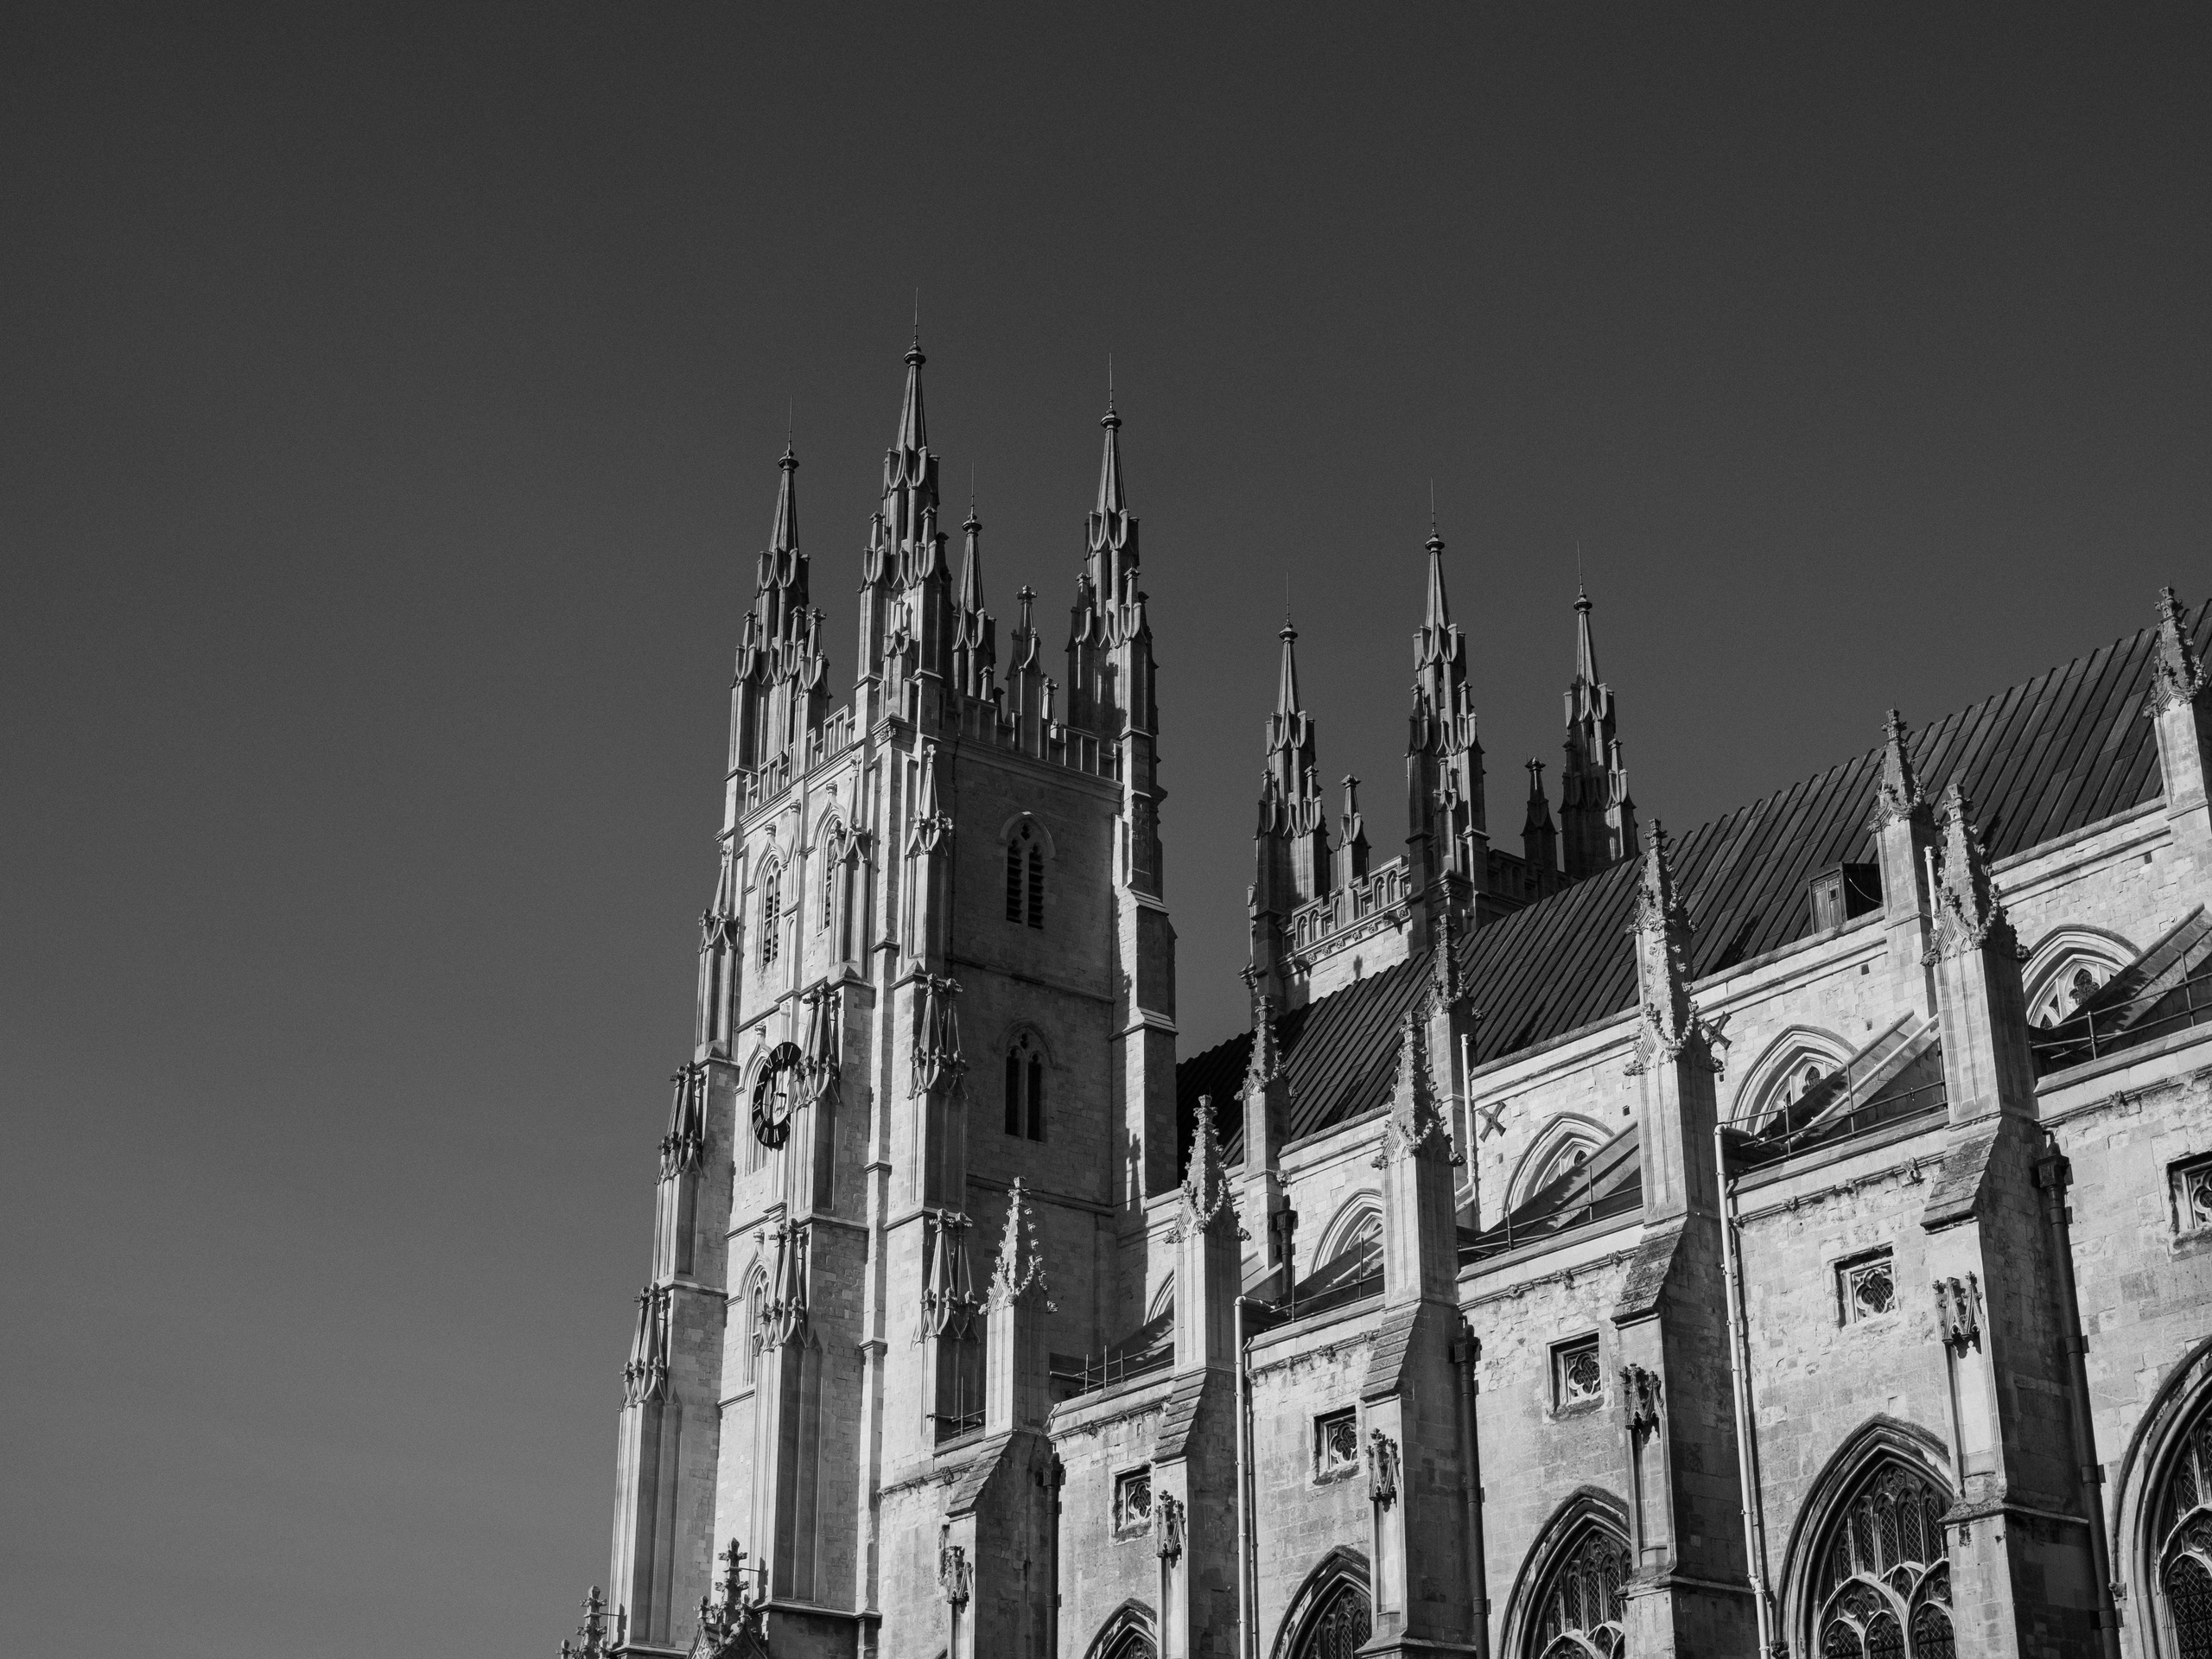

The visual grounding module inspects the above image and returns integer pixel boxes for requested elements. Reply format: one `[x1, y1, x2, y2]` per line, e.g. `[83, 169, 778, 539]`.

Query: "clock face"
[751, 1042, 804, 1147]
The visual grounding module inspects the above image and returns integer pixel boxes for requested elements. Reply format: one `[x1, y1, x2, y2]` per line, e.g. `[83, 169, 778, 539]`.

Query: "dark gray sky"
[3, 5, 2206, 1653]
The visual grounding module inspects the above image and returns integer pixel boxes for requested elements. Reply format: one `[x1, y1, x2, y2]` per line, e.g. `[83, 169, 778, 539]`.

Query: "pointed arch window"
[1274, 1553, 1372, 1659]
[1807, 1462, 1954, 1658]
[1290, 1582, 1370, 1659]
[1006, 820, 1045, 928]
[760, 866, 782, 968]
[2152, 1389, 2212, 1659]
[1004, 1033, 1045, 1141]
[739, 1263, 768, 1388]
[1529, 1524, 1628, 1657]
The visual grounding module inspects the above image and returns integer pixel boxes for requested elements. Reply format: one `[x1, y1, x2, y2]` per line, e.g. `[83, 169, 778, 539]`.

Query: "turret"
[1406, 523, 1486, 928]
[1248, 619, 1332, 1001]
[1560, 585, 1637, 879]
[727, 444, 831, 781]
[861, 338, 956, 720]
[950, 493, 996, 702]
[1522, 757, 1557, 877]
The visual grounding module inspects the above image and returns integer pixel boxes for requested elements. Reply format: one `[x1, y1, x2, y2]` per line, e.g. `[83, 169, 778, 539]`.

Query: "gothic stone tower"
[601, 343, 1178, 1659]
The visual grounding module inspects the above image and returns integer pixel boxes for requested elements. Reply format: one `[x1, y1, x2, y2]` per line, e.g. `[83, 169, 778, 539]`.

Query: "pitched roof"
[1183, 600, 2212, 1164]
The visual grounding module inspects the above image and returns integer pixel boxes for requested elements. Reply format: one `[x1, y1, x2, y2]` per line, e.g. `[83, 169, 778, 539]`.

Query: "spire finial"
[1275, 612, 1302, 715]
[911, 289, 920, 353]
[1108, 352, 1116, 415]
[966, 462, 978, 531]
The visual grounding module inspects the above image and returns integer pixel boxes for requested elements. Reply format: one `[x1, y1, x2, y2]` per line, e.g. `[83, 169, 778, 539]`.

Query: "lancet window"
[1006, 819, 1045, 928]
[2152, 1391, 2212, 1659]
[1004, 1032, 1045, 1141]
[1808, 1462, 1954, 1658]
[759, 864, 782, 968]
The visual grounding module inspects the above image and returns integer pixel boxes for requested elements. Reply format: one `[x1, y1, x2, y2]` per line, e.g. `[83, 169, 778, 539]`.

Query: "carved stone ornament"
[937, 1533, 971, 1607]
[690, 1538, 770, 1659]
[620, 1287, 671, 1407]
[918, 1211, 979, 1341]
[1154, 1492, 1185, 1563]
[559, 1586, 623, 1659]
[1933, 1274, 1982, 1353]
[1624, 824, 1723, 1076]
[1173, 1096, 1238, 1241]
[1868, 709, 1929, 832]
[762, 1219, 810, 1348]
[911, 973, 965, 1096]
[985, 1178, 1052, 1313]
[1379, 1007, 1454, 1162]
[1365, 1428, 1402, 1509]
[1618, 1364, 1663, 1436]
[1241, 987, 1282, 1096]
[660, 1065, 709, 1179]
[798, 984, 842, 1111]
[2149, 587, 2208, 715]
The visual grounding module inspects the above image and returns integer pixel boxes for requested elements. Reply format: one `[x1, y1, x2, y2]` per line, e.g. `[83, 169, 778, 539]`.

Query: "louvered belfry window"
[1006, 821, 1044, 927]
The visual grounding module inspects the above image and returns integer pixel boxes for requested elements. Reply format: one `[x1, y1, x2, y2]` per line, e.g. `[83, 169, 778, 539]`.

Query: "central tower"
[599, 342, 1180, 1659]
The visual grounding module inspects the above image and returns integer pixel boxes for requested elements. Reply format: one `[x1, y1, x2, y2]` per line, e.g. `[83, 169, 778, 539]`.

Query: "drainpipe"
[1452, 1320, 1491, 1659]
[1236, 1296, 1260, 1659]
[1715, 1123, 1779, 1656]
[2037, 1141, 2122, 1659]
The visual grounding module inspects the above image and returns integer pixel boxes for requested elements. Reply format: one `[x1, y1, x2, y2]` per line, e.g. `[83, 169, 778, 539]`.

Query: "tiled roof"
[1183, 601, 2212, 1166]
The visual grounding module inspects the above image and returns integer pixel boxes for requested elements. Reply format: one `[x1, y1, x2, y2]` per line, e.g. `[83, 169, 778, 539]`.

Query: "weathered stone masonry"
[557, 343, 2212, 1659]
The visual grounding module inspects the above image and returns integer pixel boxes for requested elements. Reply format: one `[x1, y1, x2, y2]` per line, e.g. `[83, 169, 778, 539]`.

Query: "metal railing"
[1246, 1267, 1384, 1332]
[1459, 1171, 1643, 1266]
[1052, 1342, 1173, 1399]
[1728, 1077, 1948, 1171]
[2029, 963, 2212, 1075]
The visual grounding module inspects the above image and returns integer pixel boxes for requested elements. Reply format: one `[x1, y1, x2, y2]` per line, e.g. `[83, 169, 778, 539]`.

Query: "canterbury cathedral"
[554, 340, 2212, 1659]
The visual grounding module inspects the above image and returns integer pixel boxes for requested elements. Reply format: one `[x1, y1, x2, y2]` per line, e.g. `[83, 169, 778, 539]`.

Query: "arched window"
[759, 864, 782, 968]
[739, 1263, 767, 1387]
[1003, 1032, 1045, 1141]
[1083, 1601, 1157, 1659]
[1292, 1582, 1370, 1659]
[1734, 1027, 1855, 1132]
[1529, 1525, 1628, 1657]
[1509, 1116, 1611, 1212]
[1806, 1462, 1954, 1658]
[2152, 1389, 2212, 1658]
[2021, 930, 2133, 1031]
[1273, 1551, 1371, 1659]
[1005, 819, 1045, 928]
[1313, 1196, 1382, 1272]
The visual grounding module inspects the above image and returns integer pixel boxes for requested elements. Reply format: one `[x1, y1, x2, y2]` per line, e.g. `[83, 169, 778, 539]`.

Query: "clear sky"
[3, 5, 2207, 1654]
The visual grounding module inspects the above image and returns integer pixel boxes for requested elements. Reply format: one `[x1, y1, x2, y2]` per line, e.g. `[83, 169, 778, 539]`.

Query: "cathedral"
[555, 340, 2212, 1659]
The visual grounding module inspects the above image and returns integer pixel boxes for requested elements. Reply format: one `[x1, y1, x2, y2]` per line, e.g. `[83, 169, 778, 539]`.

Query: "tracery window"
[2171, 1154, 2212, 1237]
[1529, 1524, 1628, 1657]
[739, 1266, 767, 1387]
[1003, 1033, 1045, 1141]
[1314, 1410, 1359, 1480]
[1290, 1580, 1371, 1659]
[1005, 820, 1045, 928]
[1113, 1468, 1152, 1537]
[1809, 1463, 1954, 1658]
[1553, 1336, 1603, 1410]
[2152, 1390, 2212, 1659]
[1839, 1250, 1897, 1325]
